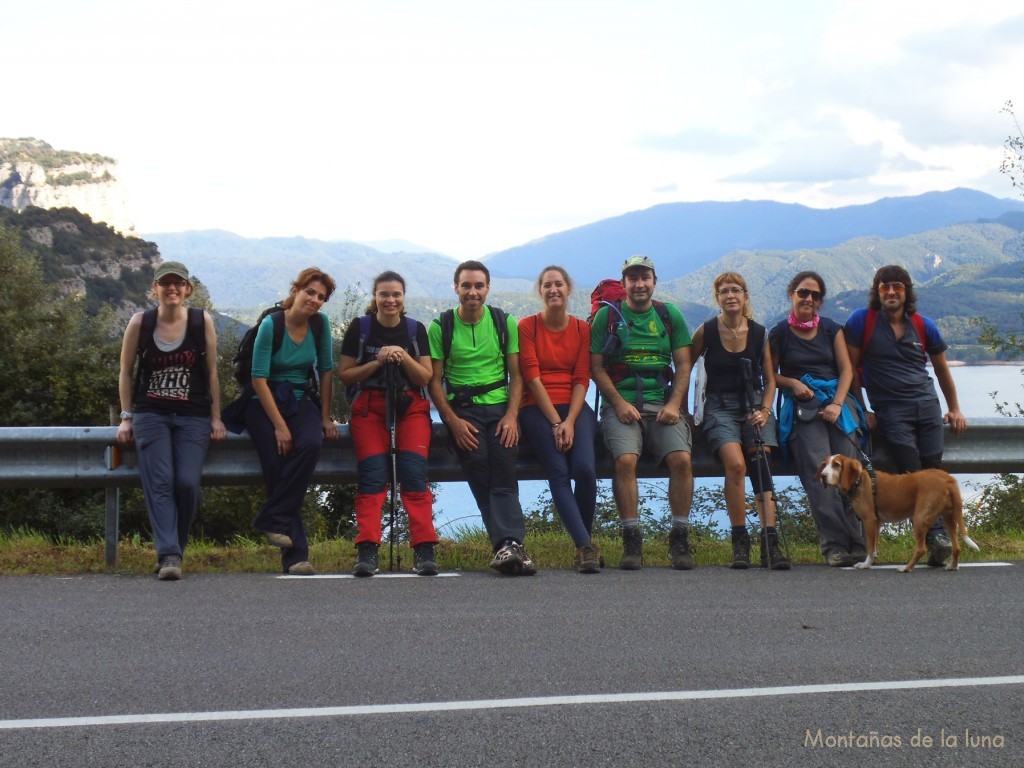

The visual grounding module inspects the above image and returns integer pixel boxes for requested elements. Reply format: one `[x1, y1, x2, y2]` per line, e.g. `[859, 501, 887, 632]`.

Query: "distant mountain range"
[7, 140, 1020, 358]
[482, 188, 1024, 285]
[146, 189, 1024, 344]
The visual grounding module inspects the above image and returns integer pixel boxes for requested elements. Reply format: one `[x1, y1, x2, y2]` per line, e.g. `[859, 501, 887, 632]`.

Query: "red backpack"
[858, 308, 927, 379]
[588, 278, 674, 409]
[588, 279, 627, 323]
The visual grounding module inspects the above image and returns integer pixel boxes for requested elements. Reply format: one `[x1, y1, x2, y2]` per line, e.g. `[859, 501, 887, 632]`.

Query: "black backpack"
[435, 305, 510, 406]
[134, 307, 207, 397]
[232, 304, 324, 393]
[344, 314, 421, 401]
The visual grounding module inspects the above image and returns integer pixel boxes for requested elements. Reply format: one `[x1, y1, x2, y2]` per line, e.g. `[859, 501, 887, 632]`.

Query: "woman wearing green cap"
[117, 261, 226, 580]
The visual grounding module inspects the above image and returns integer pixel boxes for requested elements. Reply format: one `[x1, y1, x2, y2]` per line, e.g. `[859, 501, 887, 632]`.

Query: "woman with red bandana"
[769, 270, 866, 567]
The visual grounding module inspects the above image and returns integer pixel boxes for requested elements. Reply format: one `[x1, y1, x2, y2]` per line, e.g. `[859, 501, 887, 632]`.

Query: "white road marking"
[3, 675, 1023, 730]
[277, 572, 461, 579]
[843, 562, 1013, 570]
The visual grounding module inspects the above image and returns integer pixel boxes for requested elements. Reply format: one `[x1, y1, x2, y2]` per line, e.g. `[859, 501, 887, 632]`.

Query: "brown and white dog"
[815, 454, 980, 572]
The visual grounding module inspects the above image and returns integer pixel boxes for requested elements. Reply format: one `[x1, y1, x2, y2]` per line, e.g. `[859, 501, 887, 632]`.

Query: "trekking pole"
[384, 361, 400, 573]
[741, 358, 786, 569]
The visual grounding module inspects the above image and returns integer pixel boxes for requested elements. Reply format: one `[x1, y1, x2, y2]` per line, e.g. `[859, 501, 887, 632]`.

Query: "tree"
[1001, 101, 1024, 197]
[0, 225, 120, 425]
[977, 102, 1024, 416]
[0, 224, 122, 538]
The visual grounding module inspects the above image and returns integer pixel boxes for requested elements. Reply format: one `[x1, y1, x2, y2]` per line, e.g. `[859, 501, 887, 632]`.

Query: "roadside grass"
[1, 526, 1021, 576]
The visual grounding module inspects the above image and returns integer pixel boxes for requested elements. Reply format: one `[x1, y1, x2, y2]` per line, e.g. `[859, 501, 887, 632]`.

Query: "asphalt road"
[1, 562, 1022, 767]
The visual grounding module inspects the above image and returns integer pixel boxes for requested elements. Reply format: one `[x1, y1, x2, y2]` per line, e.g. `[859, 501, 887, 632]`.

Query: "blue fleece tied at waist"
[778, 375, 866, 460]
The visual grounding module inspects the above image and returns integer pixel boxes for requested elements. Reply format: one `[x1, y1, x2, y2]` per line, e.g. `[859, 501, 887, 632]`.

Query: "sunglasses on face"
[157, 278, 187, 288]
[795, 288, 822, 301]
[879, 282, 905, 294]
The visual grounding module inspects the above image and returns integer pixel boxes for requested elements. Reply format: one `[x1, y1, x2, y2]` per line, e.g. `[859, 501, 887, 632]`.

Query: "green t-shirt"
[590, 301, 692, 404]
[428, 307, 520, 406]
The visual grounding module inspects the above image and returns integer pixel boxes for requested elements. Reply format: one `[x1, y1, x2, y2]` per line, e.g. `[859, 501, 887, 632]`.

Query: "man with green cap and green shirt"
[590, 255, 696, 570]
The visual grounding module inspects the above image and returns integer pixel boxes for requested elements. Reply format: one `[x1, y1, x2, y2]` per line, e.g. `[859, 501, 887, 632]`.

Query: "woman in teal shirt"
[245, 267, 338, 575]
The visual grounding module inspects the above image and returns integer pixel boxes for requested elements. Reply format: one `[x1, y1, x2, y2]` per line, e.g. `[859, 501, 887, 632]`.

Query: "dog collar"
[844, 474, 863, 498]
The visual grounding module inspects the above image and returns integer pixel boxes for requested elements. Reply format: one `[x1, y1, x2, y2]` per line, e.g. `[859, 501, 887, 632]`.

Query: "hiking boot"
[490, 540, 524, 575]
[257, 529, 293, 549]
[729, 529, 751, 570]
[760, 529, 791, 570]
[519, 544, 538, 576]
[575, 542, 601, 574]
[353, 542, 379, 577]
[620, 526, 643, 570]
[826, 550, 855, 568]
[287, 560, 316, 576]
[157, 554, 182, 581]
[926, 531, 953, 567]
[413, 542, 438, 576]
[668, 526, 695, 570]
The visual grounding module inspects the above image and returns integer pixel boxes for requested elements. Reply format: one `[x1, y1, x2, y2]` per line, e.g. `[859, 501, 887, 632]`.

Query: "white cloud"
[4, 0, 1023, 258]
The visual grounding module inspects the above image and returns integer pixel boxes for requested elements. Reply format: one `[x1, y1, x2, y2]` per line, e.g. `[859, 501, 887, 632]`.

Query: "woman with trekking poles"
[338, 270, 438, 577]
[768, 271, 867, 567]
[690, 271, 790, 570]
[116, 261, 227, 581]
[245, 267, 338, 576]
[517, 266, 600, 573]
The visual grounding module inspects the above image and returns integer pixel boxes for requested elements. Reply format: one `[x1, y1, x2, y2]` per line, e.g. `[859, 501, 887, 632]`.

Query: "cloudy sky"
[6, 0, 1023, 257]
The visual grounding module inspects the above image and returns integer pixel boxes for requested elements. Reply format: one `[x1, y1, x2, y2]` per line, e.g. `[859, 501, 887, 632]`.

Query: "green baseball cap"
[621, 254, 656, 276]
[154, 261, 190, 282]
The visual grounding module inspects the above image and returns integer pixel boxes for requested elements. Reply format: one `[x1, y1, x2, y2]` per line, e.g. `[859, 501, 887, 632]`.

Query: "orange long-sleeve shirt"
[518, 314, 591, 407]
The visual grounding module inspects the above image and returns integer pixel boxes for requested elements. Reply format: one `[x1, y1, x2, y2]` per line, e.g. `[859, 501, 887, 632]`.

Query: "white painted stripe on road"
[277, 572, 461, 579]
[3, 675, 1023, 730]
[843, 562, 1013, 570]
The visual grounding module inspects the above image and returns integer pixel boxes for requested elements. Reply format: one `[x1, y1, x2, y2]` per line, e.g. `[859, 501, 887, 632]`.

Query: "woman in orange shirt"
[518, 266, 600, 573]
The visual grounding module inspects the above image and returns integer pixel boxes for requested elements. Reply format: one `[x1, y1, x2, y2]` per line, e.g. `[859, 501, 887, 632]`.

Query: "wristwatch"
[119, 411, 134, 420]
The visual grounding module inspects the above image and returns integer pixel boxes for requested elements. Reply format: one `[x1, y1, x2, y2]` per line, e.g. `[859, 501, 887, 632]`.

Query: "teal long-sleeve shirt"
[250, 311, 333, 400]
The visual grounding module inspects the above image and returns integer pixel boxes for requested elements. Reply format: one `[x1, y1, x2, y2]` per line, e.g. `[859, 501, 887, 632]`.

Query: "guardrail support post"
[104, 487, 120, 568]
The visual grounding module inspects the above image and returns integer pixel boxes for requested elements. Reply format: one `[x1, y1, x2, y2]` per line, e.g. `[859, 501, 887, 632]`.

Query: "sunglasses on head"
[795, 288, 822, 301]
[879, 281, 905, 294]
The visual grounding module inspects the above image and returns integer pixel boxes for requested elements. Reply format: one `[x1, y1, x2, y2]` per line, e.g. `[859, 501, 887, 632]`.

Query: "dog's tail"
[950, 478, 981, 552]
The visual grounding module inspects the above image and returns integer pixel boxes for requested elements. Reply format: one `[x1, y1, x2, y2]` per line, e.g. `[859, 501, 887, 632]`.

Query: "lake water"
[430, 365, 1024, 532]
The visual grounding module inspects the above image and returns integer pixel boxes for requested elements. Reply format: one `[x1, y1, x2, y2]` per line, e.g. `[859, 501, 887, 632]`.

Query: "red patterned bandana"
[787, 311, 819, 330]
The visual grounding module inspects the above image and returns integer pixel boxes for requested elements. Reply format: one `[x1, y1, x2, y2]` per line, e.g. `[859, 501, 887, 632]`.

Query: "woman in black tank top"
[116, 261, 226, 580]
[690, 271, 789, 571]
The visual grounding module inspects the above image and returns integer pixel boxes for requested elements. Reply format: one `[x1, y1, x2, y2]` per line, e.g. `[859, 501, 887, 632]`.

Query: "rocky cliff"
[0, 138, 135, 235]
[0, 204, 161, 322]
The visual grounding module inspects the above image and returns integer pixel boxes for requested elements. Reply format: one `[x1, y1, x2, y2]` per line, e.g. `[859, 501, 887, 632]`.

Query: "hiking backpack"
[134, 306, 207, 397]
[436, 305, 510, 406]
[856, 309, 927, 380]
[588, 279, 674, 356]
[232, 304, 324, 394]
[344, 314, 422, 402]
[588, 279, 675, 408]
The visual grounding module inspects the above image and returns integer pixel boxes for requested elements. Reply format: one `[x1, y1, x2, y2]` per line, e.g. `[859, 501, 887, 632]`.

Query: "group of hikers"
[117, 256, 967, 580]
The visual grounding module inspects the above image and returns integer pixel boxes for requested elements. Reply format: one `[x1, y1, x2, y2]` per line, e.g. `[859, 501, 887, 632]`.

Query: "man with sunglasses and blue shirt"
[845, 264, 967, 567]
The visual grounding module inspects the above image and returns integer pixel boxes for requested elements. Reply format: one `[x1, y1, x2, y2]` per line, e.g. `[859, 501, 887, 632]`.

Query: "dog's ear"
[840, 457, 862, 490]
[815, 457, 829, 480]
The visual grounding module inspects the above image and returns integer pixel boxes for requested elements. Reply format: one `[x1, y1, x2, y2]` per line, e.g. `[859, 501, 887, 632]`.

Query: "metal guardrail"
[1, 419, 1021, 565]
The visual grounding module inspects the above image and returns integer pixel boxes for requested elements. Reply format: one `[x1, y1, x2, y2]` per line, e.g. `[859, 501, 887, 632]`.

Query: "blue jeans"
[132, 411, 211, 558]
[520, 403, 597, 547]
[449, 403, 525, 550]
[245, 397, 323, 571]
